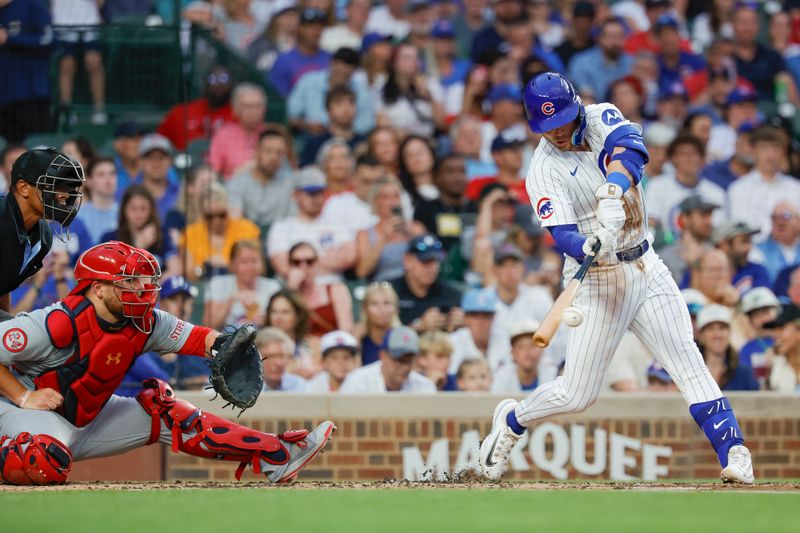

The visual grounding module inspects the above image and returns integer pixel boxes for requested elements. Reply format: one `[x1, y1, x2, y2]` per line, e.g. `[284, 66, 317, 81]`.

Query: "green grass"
[2, 488, 798, 533]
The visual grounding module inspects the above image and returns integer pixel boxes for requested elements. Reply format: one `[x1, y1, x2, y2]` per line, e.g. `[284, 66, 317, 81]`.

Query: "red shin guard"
[0, 432, 73, 485]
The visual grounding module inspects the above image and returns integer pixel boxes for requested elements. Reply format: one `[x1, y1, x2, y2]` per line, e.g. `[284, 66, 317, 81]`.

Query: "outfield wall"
[132, 393, 799, 482]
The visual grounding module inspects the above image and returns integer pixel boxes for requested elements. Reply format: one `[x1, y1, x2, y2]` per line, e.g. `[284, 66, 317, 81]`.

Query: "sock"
[689, 397, 745, 468]
[506, 410, 526, 435]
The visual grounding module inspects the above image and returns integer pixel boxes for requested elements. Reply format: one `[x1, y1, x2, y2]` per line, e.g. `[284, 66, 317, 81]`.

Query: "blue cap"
[114, 120, 142, 139]
[300, 8, 327, 24]
[461, 288, 497, 314]
[431, 19, 455, 39]
[488, 83, 522, 106]
[407, 234, 446, 261]
[160, 276, 197, 299]
[659, 81, 688, 101]
[491, 128, 527, 152]
[647, 362, 673, 383]
[362, 32, 392, 53]
[727, 84, 757, 105]
[654, 14, 680, 31]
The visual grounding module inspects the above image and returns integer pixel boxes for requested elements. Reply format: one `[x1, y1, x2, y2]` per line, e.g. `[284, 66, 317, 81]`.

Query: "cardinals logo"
[3, 328, 27, 353]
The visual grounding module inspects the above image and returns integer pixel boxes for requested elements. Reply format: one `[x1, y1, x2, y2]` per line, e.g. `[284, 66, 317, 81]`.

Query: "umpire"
[0, 148, 85, 314]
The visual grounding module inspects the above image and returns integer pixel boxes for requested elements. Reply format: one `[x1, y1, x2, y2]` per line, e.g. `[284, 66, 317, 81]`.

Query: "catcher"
[0, 241, 334, 485]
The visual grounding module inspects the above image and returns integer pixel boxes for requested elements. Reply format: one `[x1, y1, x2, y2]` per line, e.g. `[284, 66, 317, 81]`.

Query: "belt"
[616, 240, 649, 262]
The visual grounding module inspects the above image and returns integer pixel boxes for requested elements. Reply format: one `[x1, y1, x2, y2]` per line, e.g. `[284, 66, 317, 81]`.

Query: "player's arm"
[143, 309, 219, 358]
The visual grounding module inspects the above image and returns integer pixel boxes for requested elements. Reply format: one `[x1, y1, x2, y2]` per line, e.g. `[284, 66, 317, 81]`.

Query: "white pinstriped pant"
[515, 249, 722, 424]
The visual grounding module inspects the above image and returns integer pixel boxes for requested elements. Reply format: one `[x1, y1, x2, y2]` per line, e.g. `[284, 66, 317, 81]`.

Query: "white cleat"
[479, 399, 522, 481]
[720, 445, 754, 484]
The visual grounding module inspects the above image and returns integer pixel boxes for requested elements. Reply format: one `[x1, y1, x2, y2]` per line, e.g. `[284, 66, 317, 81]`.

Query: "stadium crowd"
[1, 0, 800, 395]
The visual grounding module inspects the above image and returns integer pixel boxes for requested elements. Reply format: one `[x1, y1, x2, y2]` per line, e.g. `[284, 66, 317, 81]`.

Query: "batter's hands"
[583, 226, 617, 259]
[595, 183, 626, 231]
[21, 388, 63, 411]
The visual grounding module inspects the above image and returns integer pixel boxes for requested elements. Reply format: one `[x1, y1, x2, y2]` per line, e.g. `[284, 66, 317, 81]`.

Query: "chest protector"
[34, 296, 150, 427]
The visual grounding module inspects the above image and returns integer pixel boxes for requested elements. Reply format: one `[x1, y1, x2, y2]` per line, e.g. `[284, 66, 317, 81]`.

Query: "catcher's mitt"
[209, 324, 263, 412]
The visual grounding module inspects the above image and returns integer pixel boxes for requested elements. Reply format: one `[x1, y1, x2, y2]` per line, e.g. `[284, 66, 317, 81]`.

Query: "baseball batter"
[479, 73, 753, 484]
[0, 241, 333, 485]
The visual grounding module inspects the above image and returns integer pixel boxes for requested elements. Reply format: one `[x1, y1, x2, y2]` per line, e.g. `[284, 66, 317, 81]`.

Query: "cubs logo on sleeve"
[3, 328, 28, 353]
[536, 197, 554, 220]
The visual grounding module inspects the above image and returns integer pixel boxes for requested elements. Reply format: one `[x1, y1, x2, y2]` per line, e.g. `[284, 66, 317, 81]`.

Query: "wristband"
[606, 172, 631, 194]
[19, 390, 31, 408]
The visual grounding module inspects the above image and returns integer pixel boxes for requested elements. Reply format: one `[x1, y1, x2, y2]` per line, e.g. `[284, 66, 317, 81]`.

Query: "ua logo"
[106, 353, 123, 365]
[601, 109, 623, 126]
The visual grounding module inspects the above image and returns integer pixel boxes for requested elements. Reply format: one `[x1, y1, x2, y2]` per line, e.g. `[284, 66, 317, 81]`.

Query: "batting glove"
[582, 226, 617, 260]
[595, 183, 626, 231]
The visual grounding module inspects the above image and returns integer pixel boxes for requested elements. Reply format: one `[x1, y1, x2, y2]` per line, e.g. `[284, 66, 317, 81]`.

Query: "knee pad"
[0, 432, 73, 485]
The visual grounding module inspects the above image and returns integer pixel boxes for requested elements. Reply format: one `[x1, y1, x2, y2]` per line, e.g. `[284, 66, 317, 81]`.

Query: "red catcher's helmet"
[71, 241, 162, 333]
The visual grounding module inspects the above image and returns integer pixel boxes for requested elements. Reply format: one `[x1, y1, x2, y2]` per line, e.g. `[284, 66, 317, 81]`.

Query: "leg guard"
[690, 397, 745, 468]
[0, 432, 73, 485]
[136, 378, 309, 480]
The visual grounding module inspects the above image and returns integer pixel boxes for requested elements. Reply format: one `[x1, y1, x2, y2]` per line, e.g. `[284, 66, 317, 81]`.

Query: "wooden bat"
[533, 240, 601, 347]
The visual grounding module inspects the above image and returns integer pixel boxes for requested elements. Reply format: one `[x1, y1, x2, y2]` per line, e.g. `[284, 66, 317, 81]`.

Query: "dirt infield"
[2, 479, 799, 492]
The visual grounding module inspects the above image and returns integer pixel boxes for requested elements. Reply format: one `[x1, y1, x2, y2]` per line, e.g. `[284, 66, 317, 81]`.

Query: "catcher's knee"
[0, 432, 73, 485]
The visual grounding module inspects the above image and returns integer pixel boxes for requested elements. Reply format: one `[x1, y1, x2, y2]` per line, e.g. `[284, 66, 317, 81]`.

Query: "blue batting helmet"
[523, 72, 583, 134]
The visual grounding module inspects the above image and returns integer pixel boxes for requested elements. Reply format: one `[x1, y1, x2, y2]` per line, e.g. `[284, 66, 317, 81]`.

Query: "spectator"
[692, 0, 735, 51]
[0, 0, 53, 143]
[365, 0, 410, 41]
[356, 281, 401, 365]
[682, 287, 708, 338]
[227, 128, 294, 228]
[316, 139, 357, 197]
[645, 362, 679, 392]
[702, 124, 754, 191]
[449, 287, 496, 373]
[258, 327, 308, 392]
[554, 1, 596, 67]
[607, 75, 646, 126]
[428, 19, 470, 123]
[654, 15, 705, 92]
[102, 184, 180, 277]
[450, 115, 497, 179]
[181, 181, 260, 280]
[415, 330, 456, 391]
[75, 157, 118, 246]
[624, 0, 689, 55]
[322, 154, 383, 242]
[645, 133, 727, 240]
[60, 137, 95, 173]
[203, 239, 280, 330]
[266, 289, 319, 378]
[306, 330, 359, 392]
[366, 125, 400, 175]
[469, 0, 524, 62]
[770, 10, 800, 91]
[157, 66, 236, 151]
[361, 32, 394, 93]
[451, 0, 490, 60]
[642, 122, 676, 179]
[656, 80, 689, 130]
[685, 42, 737, 113]
[455, 358, 492, 391]
[11, 248, 71, 314]
[164, 163, 218, 245]
[128, 134, 181, 222]
[270, 8, 331, 98]
[212, 0, 267, 53]
[112, 121, 142, 191]
[658, 195, 718, 284]
[405, 0, 436, 52]
[414, 153, 477, 250]
[389, 234, 462, 329]
[689, 248, 739, 307]
[706, 85, 759, 163]
[479, 84, 525, 162]
[298, 89, 367, 168]
[209, 83, 268, 179]
[683, 112, 714, 152]
[569, 18, 633, 101]
[696, 304, 759, 391]
[738, 287, 780, 386]
[376, 42, 442, 137]
[491, 319, 542, 393]
[320, 0, 369, 53]
[755, 202, 800, 284]
[731, 4, 789, 102]
[466, 183, 517, 273]
[289, 48, 374, 139]
[267, 167, 356, 281]
[0, 143, 24, 190]
[508, 207, 561, 288]
[728, 127, 800, 241]
[466, 129, 527, 203]
[712, 221, 769, 295]
[355, 176, 414, 281]
[340, 325, 437, 392]
[246, 5, 299, 72]
[284, 241, 353, 337]
[398, 135, 438, 203]
[764, 304, 800, 393]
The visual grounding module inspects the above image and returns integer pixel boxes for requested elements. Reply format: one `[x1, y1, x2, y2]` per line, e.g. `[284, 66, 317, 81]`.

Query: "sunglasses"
[290, 257, 317, 266]
[207, 72, 230, 85]
[413, 238, 443, 254]
[205, 212, 228, 221]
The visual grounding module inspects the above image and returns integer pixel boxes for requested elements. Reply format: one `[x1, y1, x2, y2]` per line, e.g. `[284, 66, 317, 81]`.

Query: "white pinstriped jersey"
[525, 103, 649, 271]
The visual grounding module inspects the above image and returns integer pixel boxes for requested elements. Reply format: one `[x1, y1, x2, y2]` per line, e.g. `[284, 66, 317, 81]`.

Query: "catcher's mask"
[71, 241, 162, 333]
[11, 148, 86, 240]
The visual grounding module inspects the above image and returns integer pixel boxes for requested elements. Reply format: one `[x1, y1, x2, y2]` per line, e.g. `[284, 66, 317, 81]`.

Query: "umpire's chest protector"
[34, 296, 150, 427]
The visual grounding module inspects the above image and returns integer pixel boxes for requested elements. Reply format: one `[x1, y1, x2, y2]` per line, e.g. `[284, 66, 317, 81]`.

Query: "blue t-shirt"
[0, 0, 52, 106]
[115, 352, 173, 397]
[360, 334, 386, 366]
[738, 336, 774, 368]
[721, 364, 759, 391]
[75, 201, 119, 246]
[269, 48, 331, 98]
[680, 262, 769, 292]
[702, 159, 738, 191]
[658, 52, 706, 93]
[100, 228, 177, 269]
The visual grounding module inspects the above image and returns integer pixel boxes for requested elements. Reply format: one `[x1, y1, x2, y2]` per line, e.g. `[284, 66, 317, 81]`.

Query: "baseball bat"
[532, 240, 601, 347]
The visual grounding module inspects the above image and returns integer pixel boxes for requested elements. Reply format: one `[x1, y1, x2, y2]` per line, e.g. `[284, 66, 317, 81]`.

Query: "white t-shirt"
[644, 173, 728, 236]
[339, 362, 437, 393]
[728, 170, 800, 242]
[305, 371, 332, 393]
[365, 6, 410, 40]
[267, 214, 356, 280]
[487, 285, 554, 370]
[321, 192, 377, 240]
[448, 327, 486, 375]
[601, 331, 654, 392]
[205, 275, 281, 326]
[707, 123, 737, 163]
[320, 25, 362, 54]
[262, 372, 308, 392]
[490, 364, 539, 394]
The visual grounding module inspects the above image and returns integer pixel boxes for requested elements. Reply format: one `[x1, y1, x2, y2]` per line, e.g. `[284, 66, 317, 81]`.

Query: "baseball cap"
[384, 326, 420, 358]
[461, 288, 497, 314]
[659, 81, 688, 101]
[488, 83, 522, 106]
[160, 275, 198, 299]
[299, 8, 327, 24]
[681, 288, 707, 316]
[645, 0, 672, 7]
[763, 304, 800, 329]
[696, 304, 733, 330]
[491, 128, 527, 152]
[573, 1, 596, 18]
[679, 195, 720, 214]
[727, 85, 757, 105]
[711, 220, 759, 245]
[643, 122, 677, 147]
[407, 234, 446, 261]
[407, 0, 430, 11]
[431, 19, 455, 39]
[114, 120, 142, 139]
[654, 14, 680, 31]
[138, 133, 174, 157]
[320, 330, 359, 356]
[509, 318, 540, 343]
[494, 243, 524, 265]
[332, 47, 360, 67]
[647, 362, 673, 383]
[513, 204, 545, 237]
[361, 32, 392, 53]
[741, 287, 780, 314]
[294, 166, 327, 193]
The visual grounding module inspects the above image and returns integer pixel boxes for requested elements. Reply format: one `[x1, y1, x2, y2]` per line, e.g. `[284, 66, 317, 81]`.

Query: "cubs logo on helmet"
[523, 72, 583, 134]
[541, 102, 555, 116]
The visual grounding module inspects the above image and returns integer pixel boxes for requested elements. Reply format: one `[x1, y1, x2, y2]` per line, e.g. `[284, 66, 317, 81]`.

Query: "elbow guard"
[604, 125, 650, 185]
